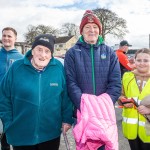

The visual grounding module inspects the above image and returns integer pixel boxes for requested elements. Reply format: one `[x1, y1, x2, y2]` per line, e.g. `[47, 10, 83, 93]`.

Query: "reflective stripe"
[132, 97, 141, 106]
[139, 121, 145, 126]
[133, 97, 138, 103]
[123, 117, 145, 126]
[123, 117, 138, 124]
[138, 99, 141, 106]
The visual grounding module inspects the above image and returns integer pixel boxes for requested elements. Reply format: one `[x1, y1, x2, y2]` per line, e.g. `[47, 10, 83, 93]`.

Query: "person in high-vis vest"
[118, 48, 150, 150]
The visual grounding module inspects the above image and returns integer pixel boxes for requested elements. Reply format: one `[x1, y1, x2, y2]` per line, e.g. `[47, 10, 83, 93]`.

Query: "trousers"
[13, 136, 60, 150]
[1, 133, 10, 150]
[128, 136, 150, 150]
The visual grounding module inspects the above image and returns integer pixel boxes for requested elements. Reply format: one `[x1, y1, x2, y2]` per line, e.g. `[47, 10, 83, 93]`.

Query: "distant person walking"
[116, 40, 135, 77]
[0, 27, 24, 150]
[118, 48, 150, 150]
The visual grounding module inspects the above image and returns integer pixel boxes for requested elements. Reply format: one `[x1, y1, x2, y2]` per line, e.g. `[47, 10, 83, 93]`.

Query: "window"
[59, 44, 63, 48]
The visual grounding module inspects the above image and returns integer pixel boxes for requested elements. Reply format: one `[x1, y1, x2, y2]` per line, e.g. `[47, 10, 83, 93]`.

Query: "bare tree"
[24, 25, 38, 44]
[37, 24, 58, 35]
[24, 24, 58, 44]
[60, 23, 80, 37]
[93, 8, 128, 40]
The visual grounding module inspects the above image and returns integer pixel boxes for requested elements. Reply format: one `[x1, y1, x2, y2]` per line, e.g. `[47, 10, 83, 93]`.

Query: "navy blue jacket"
[64, 36, 121, 110]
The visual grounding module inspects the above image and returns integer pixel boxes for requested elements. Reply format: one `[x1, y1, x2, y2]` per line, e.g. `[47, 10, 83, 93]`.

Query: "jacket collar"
[24, 50, 56, 68]
[1, 47, 18, 53]
[78, 35, 104, 48]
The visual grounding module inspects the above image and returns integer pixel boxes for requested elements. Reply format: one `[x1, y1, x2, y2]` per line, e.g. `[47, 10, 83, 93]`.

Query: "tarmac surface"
[59, 107, 130, 150]
[0, 107, 130, 150]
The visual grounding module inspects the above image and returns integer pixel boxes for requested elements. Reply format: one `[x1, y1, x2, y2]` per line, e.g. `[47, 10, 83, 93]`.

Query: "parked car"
[55, 56, 64, 66]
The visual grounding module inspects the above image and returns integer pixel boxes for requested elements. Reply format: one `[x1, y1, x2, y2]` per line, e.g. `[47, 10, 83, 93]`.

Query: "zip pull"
[90, 44, 96, 95]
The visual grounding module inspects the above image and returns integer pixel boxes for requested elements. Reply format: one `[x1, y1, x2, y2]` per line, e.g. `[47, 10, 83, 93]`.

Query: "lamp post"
[149, 34, 150, 48]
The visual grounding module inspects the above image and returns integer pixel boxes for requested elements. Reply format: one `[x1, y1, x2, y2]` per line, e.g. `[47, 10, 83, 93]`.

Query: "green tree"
[93, 8, 128, 40]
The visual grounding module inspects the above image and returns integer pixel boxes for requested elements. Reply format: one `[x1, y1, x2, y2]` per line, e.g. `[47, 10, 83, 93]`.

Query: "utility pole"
[149, 34, 150, 48]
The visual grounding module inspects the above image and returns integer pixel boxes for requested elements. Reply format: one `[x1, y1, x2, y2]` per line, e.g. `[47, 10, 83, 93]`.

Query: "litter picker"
[63, 132, 71, 150]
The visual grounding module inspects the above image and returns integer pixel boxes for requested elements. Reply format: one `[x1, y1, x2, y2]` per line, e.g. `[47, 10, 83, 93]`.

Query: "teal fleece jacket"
[0, 50, 73, 146]
[0, 47, 24, 82]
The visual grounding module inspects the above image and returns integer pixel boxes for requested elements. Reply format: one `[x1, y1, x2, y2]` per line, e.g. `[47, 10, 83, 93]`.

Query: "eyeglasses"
[135, 59, 150, 63]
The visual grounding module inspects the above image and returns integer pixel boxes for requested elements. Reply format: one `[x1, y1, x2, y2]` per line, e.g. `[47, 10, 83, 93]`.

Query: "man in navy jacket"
[64, 10, 121, 150]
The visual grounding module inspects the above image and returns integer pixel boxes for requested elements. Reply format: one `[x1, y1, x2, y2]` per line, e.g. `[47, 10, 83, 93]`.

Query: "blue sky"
[0, 0, 150, 48]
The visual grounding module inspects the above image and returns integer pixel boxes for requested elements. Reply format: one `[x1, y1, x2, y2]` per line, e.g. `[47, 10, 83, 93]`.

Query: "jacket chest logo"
[101, 53, 106, 59]
[50, 83, 58, 86]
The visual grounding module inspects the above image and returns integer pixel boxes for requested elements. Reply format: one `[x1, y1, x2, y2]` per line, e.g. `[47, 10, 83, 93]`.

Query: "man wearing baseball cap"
[116, 40, 135, 77]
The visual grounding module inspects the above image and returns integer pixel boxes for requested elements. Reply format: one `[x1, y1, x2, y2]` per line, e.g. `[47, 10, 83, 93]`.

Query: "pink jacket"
[73, 93, 118, 150]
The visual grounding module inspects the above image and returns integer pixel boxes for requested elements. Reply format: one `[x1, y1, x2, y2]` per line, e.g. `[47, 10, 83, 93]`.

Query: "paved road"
[59, 107, 130, 150]
[0, 108, 130, 150]
[114, 108, 130, 150]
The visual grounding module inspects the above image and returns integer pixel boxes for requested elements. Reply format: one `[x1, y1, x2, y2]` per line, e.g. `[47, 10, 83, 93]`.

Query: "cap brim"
[127, 44, 132, 47]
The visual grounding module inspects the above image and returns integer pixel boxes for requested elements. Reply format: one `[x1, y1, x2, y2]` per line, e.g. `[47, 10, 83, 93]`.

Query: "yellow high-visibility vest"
[122, 72, 150, 142]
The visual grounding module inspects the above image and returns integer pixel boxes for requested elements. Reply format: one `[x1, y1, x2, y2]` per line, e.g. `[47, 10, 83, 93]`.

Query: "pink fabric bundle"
[73, 93, 118, 150]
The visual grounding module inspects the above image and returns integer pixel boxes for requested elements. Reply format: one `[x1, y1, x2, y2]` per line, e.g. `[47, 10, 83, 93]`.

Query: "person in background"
[118, 48, 150, 150]
[64, 10, 121, 150]
[0, 27, 24, 150]
[116, 40, 135, 77]
[0, 34, 73, 150]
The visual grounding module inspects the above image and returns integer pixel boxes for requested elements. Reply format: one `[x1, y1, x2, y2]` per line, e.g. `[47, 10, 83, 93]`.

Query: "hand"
[129, 57, 134, 64]
[138, 105, 150, 115]
[123, 103, 134, 108]
[127, 62, 136, 69]
[119, 96, 134, 108]
[118, 96, 126, 106]
[62, 123, 71, 134]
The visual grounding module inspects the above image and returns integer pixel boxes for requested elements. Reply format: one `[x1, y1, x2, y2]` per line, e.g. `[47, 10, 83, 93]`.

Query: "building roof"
[55, 36, 74, 44]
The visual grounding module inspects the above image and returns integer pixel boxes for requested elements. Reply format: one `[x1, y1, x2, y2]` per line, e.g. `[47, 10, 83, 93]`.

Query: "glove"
[119, 96, 134, 108]
[120, 97, 133, 104]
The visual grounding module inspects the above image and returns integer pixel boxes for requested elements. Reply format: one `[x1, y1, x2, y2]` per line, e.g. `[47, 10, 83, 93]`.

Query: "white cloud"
[0, 2, 82, 41]
[108, 0, 150, 48]
[0, 0, 150, 48]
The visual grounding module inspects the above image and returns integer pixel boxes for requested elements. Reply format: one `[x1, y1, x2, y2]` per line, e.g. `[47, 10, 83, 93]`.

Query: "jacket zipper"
[90, 45, 96, 95]
[35, 73, 41, 141]
[6, 51, 8, 72]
